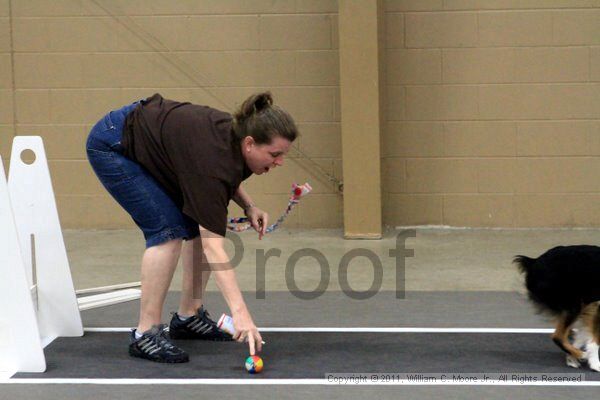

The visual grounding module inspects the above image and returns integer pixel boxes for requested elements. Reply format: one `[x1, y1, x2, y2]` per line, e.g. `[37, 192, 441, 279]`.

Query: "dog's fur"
[515, 245, 600, 371]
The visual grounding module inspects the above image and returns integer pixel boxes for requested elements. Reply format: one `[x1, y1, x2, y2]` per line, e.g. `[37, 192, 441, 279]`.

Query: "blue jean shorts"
[86, 102, 200, 248]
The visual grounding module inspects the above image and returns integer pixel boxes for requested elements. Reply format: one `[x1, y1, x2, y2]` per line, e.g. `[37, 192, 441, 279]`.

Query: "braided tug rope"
[227, 182, 312, 234]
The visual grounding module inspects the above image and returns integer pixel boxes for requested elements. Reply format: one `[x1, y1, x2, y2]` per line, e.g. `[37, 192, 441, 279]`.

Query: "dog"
[514, 245, 600, 371]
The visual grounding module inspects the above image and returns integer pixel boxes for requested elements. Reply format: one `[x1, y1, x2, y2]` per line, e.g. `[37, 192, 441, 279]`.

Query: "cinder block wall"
[2, 1, 599, 230]
[1, 0, 342, 229]
[0, 1, 12, 174]
[383, 0, 600, 227]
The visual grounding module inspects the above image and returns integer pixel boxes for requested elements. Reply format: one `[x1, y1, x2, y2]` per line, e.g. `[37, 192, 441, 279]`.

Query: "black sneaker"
[129, 324, 189, 363]
[169, 306, 233, 341]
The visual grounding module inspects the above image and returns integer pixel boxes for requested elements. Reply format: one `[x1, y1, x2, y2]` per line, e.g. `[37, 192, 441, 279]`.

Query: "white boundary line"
[396, 225, 600, 231]
[3, 378, 600, 386]
[84, 327, 555, 334]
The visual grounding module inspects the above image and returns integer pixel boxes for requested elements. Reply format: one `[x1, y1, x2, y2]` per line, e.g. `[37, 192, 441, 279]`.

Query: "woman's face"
[242, 135, 292, 175]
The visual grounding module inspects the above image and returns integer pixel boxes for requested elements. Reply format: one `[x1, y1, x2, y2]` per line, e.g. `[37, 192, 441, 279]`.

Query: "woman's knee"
[147, 237, 184, 257]
[182, 237, 206, 260]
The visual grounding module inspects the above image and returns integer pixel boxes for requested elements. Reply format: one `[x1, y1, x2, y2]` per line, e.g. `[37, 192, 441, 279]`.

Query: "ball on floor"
[245, 355, 263, 374]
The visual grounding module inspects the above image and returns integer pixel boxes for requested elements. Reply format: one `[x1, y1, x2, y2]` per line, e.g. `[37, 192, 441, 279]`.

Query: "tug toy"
[227, 182, 312, 234]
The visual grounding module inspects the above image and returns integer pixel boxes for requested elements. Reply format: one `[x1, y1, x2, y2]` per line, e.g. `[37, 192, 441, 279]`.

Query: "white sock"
[134, 329, 143, 340]
[177, 313, 193, 321]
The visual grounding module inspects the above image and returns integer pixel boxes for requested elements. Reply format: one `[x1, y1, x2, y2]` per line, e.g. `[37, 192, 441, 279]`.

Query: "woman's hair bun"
[233, 91, 298, 144]
[237, 92, 273, 121]
[253, 92, 273, 113]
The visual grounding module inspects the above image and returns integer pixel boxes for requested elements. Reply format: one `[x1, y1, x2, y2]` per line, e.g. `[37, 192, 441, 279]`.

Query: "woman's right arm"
[199, 226, 263, 355]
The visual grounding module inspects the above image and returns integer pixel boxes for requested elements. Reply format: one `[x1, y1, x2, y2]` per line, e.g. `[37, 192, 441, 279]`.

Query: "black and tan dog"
[515, 245, 600, 371]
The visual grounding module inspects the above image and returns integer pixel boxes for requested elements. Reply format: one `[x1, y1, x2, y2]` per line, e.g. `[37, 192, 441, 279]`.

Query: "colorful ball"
[245, 355, 264, 374]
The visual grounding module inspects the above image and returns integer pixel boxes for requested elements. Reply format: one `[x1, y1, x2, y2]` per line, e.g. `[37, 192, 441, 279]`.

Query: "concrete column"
[338, 0, 384, 239]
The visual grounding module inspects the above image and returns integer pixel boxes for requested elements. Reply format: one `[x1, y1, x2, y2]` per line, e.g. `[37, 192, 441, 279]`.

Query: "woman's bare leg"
[178, 237, 211, 316]
[137, 238, 183, 332]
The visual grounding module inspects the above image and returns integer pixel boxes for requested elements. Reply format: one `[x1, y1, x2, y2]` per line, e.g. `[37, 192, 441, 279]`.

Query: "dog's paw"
[585, 343, 600, 372]
[586, 353, 600, 372]
[566, 355, 581, 369]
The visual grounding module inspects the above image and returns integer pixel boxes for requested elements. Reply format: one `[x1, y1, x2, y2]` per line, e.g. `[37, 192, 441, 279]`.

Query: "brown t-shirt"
[121, 93, 252, 236]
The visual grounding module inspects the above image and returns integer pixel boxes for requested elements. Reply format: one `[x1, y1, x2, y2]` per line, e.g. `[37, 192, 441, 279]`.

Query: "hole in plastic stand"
[20, 149, 37, 165]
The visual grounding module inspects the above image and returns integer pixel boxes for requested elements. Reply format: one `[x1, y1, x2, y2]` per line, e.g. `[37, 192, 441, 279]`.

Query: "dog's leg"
[587, 304, 600, 372]
[586, 341, 600, 372]
[552, 310, 584, 360]
[573, 328, 590, 349]
[566, 329, 589, 369]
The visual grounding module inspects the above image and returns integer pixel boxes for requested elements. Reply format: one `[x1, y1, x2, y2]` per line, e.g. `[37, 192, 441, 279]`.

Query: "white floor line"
[84, 327, 555, 334]
[2, 378, 600, 386]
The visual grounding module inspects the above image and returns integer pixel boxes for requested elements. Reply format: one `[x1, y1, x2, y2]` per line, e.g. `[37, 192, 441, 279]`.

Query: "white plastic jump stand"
[0, 155, 46, 373]
[6, 137, 83, 372]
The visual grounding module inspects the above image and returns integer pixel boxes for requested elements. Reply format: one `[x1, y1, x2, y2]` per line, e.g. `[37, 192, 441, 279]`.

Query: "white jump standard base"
[0, 137, 83, 373]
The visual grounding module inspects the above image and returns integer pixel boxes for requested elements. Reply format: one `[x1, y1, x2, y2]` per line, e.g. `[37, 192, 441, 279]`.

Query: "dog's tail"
[513, 255, 537, 273]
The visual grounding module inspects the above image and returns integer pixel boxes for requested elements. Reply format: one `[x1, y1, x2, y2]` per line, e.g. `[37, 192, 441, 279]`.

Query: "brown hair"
[232, 92, 298, 144]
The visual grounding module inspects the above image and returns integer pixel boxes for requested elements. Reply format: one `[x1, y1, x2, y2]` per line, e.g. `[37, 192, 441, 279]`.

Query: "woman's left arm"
[233, 186, 269, 239]
[233, 186, 255, 214]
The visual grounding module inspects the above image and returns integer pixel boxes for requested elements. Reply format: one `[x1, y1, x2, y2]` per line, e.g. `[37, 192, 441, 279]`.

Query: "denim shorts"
[86, 102, 200, 248]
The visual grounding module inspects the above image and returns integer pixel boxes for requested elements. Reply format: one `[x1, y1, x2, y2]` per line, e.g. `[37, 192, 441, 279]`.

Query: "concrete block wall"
[3, 0, 342, 229]
[0, 0, 12, 174]
[383, 0, 600, 227]
[2, 1, 599, 230]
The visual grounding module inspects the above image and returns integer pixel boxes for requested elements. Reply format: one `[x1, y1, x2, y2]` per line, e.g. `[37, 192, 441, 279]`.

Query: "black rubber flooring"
[81, 291, 547, 328]
[14, 331, 600, 380]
